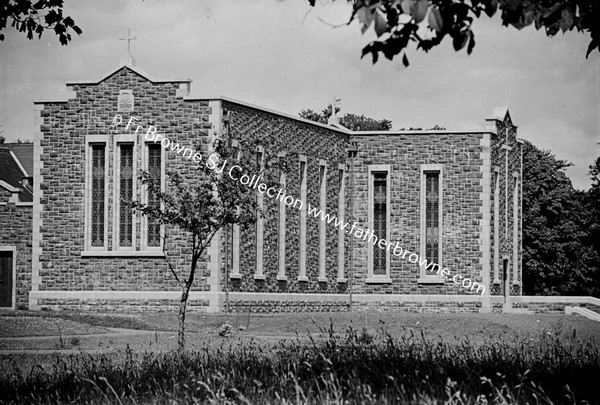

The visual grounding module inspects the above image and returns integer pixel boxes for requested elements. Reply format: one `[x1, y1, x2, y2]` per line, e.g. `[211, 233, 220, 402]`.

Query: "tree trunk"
[178, 249, 201, 352]
[178, 285, 190, 351]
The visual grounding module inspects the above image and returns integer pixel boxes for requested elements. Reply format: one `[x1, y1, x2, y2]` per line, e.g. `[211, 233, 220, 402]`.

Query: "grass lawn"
[0, 310, 599, 404]
[1, 309, 599, 343]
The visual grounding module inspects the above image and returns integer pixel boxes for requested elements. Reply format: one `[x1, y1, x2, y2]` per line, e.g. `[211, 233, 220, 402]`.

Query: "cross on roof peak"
[119, 28, 137, 55]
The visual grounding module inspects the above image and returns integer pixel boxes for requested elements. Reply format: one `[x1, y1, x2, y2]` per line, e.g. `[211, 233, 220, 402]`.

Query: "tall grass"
[1, 324, 598, 404]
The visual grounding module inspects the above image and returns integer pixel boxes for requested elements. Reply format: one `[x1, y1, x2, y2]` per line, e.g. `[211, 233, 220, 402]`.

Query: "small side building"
[0, 144, 33, 309]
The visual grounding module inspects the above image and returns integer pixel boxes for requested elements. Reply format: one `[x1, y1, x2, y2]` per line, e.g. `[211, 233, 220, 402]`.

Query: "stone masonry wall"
[348, 132, 486, 295]
[37, 297, 209, 312]
[223, 101, 350, 295]
[229, 299, 482, 313]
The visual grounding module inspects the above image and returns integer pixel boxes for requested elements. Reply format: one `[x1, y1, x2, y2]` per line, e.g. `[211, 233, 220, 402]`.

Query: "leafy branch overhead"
[0, 0, 82, 45]
[308, 0, 599, 66]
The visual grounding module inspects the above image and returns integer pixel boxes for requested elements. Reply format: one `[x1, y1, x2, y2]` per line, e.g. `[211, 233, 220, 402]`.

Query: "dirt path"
[0, 327, 174, 353]
[0, 327, 157, 341]
[0, 315, 110, 338]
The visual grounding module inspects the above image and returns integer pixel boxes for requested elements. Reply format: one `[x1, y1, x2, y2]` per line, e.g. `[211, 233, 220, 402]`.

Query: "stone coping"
[32, 292, 600, 307]
[512, 296, 600, 306]
[30, 291, 503, 303]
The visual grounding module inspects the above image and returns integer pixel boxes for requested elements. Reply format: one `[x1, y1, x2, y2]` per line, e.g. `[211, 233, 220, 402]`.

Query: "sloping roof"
[191, 95, 501, 136]
[3, 143, 33, 176]
[0, 148, 32, 202]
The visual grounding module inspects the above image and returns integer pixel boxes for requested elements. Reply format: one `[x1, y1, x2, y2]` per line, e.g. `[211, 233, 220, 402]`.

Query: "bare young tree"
[132, 136, 282, 350]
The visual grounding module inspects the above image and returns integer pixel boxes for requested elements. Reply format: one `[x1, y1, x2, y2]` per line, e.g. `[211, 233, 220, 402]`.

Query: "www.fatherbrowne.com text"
[112, 114, 485, 295]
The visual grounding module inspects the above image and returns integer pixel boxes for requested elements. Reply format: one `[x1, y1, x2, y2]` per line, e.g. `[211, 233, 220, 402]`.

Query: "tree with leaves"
[299, 104, 392, 130]
[522, 140, 599, 296]
[132, 137, 281, 350]
[308, 0, 599, 66]
[0, 0, 81, 44]
[582, 156, 600, 296]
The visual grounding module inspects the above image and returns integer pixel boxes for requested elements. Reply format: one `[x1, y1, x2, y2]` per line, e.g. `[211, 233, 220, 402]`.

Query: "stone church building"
[0, 59, 523, 313]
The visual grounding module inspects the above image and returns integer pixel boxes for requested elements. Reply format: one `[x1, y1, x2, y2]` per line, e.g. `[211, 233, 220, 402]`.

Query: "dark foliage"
[308, 0, 599, 66]
[299, 104, 393, 131]
[522, 140, 599, 296]
[0, 0, 82, 45]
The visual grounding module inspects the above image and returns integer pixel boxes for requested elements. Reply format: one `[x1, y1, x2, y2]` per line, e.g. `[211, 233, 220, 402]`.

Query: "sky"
[0, 0, 598, 190]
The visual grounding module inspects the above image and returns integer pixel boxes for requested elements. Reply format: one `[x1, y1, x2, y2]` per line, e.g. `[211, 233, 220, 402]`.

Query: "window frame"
[418, 164, 444, 282]
[337, 163, 346, 283]
[297, 154, 308, 282]
[255, 145, 265, 279]
[81, 134, 165, 258]
[230, 139, 242, 279]
[84, 136, 109, 251]
[366, 164, 391, 284]
[114, 135, 137, 251]
[140, 139, 165, 252]
[493, 166, 501, 284]
[276, 151, 287, 281]
[318, 159, 328, 282]
[512, 173, 519, 285]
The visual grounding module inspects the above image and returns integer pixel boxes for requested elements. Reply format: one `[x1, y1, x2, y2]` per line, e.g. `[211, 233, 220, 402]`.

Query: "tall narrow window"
[231, 141, 242, 279]
[419, 164, 443, 279]
[512, 175, 519, 285]
[255, 147, 264, 278]
[147, 144, 161, 247]
[91, 145, 106, 247]
[493, 169, 500, 284]
[298, 156, 307, 281]
[119, 144, 134, 248]
[277, 153, 287, 280]
[503, 146, 511, 239]
[337, 165, 346, 282]
[318, 161, 327, 281]
[367, 165, 391, 283]
[424, 172, 440, 275]
[373, 172, 387, 275]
